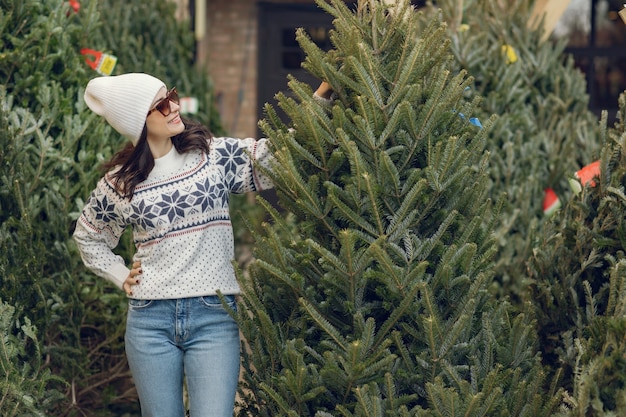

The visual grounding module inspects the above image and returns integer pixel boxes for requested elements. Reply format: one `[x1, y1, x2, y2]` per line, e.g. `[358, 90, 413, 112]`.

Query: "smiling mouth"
[168, 114, 181, 124]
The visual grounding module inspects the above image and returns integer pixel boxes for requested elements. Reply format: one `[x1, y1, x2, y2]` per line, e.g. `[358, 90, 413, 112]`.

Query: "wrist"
[315, 82, 334, 100]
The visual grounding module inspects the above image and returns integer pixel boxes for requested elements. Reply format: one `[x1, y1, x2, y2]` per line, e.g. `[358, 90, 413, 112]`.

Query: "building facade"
[173, 0, 625, 139]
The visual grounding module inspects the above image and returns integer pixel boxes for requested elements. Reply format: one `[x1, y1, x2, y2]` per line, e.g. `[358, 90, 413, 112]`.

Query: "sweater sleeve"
[73, 177, 130, 290]
[217, 137, 275, 194]
[312, 91, 335, 110]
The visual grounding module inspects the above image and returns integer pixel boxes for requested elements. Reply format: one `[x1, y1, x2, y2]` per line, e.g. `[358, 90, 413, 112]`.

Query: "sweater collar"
[151, 145, 185, 176]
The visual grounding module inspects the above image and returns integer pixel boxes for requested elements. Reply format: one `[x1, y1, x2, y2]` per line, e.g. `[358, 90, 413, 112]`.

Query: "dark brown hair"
[103, 117, 212, 199]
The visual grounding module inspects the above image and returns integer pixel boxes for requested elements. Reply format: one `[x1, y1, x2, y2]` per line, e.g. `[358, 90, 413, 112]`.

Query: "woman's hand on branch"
[314, 81, 334, 100]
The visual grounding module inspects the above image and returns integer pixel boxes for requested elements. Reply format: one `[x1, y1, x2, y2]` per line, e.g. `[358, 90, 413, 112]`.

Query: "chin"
[171, 121, 185, 135]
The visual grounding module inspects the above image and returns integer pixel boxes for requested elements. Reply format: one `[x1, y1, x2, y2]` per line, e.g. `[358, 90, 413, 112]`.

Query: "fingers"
[124, 261, 142, 296]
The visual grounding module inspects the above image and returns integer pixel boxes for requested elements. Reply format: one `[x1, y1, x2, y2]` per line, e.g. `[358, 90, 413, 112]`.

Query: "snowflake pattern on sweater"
[73, 137, 274, 300]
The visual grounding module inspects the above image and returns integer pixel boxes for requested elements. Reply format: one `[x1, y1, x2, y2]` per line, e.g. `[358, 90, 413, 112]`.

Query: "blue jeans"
[125, 296, 240, 417]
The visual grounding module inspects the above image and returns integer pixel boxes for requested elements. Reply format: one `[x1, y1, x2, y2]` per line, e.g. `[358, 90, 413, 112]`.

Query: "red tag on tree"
[542, 188, 561, 216]
[576, 160, 601, 187]
[69, 0, 80, 13]
[80, 48, 118, 76]
[569, 160, 601, 194]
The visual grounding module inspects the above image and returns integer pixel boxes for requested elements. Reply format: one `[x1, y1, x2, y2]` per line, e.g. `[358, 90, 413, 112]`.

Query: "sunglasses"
[147, 87, 179, 117]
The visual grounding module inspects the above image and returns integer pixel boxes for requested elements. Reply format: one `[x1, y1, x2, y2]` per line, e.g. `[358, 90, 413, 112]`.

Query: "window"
[553, 0, 626, 120]
[281, 26, 331, 69]
[257, 3, 335, 135]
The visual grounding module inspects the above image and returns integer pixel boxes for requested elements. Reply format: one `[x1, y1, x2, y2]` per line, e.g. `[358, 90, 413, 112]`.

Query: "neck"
[148, 138, 173, 159]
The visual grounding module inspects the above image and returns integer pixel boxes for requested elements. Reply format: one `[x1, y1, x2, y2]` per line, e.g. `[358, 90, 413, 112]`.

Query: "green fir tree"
[422, 0, 602, 302]
[0, 1, 111, 413]
[235, 1, 561, 415]
[528, 93, 626, 415]
[0, 301, 64, 417]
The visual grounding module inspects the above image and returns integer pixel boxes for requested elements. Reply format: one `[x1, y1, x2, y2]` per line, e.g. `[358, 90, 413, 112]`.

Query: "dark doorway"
[256, 2, 335, 136]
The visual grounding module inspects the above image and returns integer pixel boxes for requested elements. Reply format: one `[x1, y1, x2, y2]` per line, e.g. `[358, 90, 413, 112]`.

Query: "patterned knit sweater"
[73, 137, 274, 300]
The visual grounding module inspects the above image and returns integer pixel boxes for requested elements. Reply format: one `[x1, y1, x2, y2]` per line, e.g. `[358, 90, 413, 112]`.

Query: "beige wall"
[170, 0, 257, 138]
[201, 0, 259, 138]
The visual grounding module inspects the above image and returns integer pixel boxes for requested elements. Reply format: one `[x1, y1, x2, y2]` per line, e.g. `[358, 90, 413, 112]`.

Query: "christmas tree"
[422, 0, 603, 301]
[0, 1, 110, 413]
[527, 93, 626, 415]
[236, 0, 560, 415]
[426, 1, 626, 411]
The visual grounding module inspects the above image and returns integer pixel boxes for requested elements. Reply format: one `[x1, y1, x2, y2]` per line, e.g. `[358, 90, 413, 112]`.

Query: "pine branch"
[258, 382, 300, 417]
[372, 279, 422, 351]
[360, 171, 384, 235]
[326, 184, 378, 237]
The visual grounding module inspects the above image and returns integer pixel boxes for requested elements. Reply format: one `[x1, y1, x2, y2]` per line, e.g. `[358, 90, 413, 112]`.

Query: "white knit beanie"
[84, 73, 166, 146]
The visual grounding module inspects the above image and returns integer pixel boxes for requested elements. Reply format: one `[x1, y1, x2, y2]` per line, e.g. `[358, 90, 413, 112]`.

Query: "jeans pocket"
[199, 295, 236, 311]
[128, 299, 153, 310]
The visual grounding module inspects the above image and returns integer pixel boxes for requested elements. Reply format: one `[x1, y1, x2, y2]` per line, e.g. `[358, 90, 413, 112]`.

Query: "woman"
[74, 73, 333, 416]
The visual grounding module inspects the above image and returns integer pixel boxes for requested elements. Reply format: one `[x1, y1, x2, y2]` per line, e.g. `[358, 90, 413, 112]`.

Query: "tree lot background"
[2, 0, 626, 416]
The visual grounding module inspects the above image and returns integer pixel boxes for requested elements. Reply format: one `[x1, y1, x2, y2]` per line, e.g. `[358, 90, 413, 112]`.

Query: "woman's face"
[145, 86, 185, 141]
